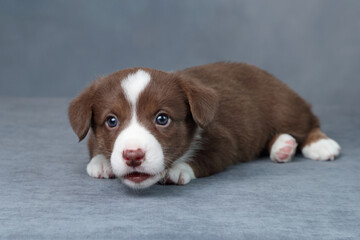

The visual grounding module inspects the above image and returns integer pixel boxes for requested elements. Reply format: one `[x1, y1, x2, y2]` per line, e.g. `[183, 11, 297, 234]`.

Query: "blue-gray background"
[1, 1, 360, 239]
[1, 0, 359, 105]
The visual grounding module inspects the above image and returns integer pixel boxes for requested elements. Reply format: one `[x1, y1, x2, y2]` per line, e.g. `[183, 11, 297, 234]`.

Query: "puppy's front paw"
[166, 162, 196, 185]
[87, 155, 115, 179]
[302, 138, 341, 161]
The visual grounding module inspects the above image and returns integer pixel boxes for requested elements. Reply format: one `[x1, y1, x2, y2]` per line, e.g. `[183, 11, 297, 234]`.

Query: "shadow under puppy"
[68, 62, 341, 189]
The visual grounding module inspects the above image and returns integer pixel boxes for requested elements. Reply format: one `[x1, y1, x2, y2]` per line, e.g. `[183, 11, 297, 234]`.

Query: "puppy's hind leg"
[268, 133, 298, 163]
[301, 128, 341, 161]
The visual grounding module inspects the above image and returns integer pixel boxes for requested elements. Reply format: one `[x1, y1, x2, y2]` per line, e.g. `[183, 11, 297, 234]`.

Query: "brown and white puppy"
[68, 62, 341, 189]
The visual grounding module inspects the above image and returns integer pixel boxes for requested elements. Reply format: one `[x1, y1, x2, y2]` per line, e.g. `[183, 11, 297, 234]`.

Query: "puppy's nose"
[122, 149, 145, 167]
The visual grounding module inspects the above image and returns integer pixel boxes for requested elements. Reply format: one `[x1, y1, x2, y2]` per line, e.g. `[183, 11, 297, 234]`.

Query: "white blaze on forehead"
[111, 69, 165, 189]
[121, 69, 151, 110]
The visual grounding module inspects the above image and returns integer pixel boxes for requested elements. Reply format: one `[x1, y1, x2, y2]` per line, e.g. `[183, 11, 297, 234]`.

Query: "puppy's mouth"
[124, 172, 154, 183]
[120, 170, 166, 188]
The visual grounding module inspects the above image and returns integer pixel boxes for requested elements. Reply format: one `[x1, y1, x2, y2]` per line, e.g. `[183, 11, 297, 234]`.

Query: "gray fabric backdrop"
[1, 0, 359, 106]
[1, 1, 360, 239]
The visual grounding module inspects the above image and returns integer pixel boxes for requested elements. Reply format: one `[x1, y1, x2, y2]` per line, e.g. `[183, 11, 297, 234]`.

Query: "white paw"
[302, 138, 341, 161]
[270, 134, 298, 163]
[166, 162, 196, 185]
[87, 154, 115, 179]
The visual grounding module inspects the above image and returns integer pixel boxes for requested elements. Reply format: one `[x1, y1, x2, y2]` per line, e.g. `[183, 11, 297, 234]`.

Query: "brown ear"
[178, 75, 218, 128]
[68, 82, 97, 141]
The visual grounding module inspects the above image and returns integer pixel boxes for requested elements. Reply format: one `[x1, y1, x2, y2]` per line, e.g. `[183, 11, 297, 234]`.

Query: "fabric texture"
[0, 97, 359, 239]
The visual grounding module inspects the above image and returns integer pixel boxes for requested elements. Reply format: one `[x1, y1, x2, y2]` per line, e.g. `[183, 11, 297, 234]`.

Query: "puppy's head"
[68, 68, 217, 188]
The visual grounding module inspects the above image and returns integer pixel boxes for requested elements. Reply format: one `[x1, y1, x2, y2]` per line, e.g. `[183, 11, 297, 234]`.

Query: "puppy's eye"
[106, 116, 118, 128]
[155, 113, 170, 126]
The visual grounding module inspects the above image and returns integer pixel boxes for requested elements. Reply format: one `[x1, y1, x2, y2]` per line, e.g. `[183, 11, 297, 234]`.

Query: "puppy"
[68, 62, 341, 189]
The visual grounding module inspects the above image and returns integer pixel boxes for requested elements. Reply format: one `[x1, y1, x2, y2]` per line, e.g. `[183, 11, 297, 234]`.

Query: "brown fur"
[69, 62, 326, 180]
[301, 128, 328, 148]
[180, 62, 320, 177]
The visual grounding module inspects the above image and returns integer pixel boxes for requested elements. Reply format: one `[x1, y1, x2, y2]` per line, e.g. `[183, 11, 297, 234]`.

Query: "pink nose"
[122, 149, 145, 167]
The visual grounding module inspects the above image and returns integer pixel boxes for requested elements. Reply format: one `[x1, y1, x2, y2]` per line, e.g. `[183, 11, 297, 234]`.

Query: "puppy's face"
[69, 68, 217, 188]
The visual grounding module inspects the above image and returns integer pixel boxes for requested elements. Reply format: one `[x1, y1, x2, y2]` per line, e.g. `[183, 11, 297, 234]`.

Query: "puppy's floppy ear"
[68, 82, 98, 141]
[178, 74, 218, 128]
